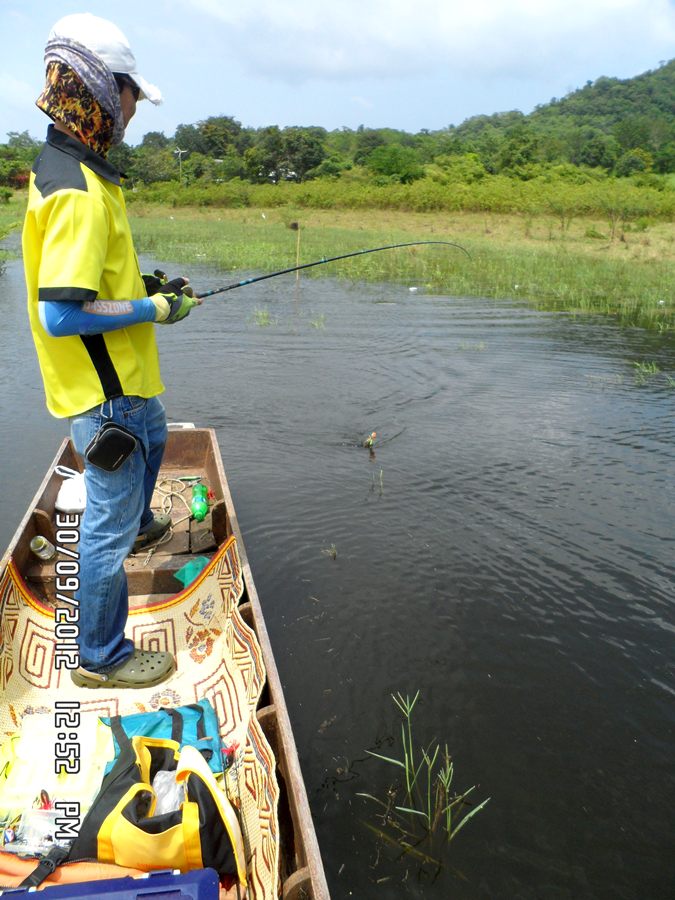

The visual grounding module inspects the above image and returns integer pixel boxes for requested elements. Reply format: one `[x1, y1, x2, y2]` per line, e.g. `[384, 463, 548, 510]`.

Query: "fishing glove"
[141, 269, 167, 295]
[151, 278, 201, 324]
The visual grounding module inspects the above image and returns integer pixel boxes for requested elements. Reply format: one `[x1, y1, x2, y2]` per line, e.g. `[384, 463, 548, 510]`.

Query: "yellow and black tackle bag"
[68, 716, 247, 888]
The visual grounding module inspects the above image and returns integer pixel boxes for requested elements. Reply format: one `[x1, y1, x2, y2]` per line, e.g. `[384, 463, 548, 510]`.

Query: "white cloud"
[187, 0, 675, 82]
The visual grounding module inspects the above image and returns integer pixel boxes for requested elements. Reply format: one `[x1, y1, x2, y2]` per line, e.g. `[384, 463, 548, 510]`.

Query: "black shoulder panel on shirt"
[39, 286, 98, 303]
[33, 142, 87, 198]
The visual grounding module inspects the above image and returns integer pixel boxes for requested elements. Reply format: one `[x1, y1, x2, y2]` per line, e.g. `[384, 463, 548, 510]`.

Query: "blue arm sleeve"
[39, 298, 157, 337]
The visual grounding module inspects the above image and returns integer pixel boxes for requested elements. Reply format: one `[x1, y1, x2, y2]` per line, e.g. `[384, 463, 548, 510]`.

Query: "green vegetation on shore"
[128, 170, 675, 221]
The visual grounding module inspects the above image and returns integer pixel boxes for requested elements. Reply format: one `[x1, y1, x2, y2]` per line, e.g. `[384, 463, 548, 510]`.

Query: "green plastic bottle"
[191, 483, 209, 522]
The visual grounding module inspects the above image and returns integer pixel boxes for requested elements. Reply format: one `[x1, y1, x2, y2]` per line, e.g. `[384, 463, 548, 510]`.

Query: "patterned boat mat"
[0, 536, 279, 898]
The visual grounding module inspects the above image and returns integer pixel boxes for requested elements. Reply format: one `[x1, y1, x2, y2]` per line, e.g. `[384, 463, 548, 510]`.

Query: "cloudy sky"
[1, 0, 673, 145]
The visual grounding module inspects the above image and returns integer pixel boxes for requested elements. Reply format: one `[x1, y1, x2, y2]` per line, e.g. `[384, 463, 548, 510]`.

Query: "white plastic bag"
[151, 769, 185, 815]
[54, 465, 87, 513]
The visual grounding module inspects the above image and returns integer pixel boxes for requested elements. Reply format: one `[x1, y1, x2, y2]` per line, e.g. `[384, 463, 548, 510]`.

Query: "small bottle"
[191, 483, 209, 522]
[30, 535, 57, 561]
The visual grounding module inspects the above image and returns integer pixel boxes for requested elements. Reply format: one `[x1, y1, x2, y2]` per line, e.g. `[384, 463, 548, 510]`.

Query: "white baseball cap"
[48, 12, 162, 104]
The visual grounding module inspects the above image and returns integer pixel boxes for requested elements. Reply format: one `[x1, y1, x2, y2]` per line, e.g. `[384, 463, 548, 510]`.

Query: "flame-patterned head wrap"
[36, 58, 120, 158]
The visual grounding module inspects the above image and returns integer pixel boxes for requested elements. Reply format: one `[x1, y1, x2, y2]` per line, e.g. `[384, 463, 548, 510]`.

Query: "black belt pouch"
[84, 421, 138, 472]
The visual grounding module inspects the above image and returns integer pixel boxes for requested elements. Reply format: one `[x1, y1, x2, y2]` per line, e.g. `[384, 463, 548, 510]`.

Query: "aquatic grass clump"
[251, 308, 273, 327]
[358, 692, 489, 880]
[632, 360, 661, 385]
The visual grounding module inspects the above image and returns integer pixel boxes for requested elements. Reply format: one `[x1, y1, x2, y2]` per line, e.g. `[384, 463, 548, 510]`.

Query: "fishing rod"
[192, 240, 471, 300]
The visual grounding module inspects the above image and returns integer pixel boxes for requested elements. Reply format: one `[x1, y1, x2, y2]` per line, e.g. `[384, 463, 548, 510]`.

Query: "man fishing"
[23, 13, 200, 689]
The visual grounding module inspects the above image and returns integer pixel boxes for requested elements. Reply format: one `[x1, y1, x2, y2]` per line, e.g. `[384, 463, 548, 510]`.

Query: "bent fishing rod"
[191, 240, 471, 300]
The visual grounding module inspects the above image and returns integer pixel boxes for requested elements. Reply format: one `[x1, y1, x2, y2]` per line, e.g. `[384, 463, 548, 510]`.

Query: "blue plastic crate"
[0, 869, 220, 900]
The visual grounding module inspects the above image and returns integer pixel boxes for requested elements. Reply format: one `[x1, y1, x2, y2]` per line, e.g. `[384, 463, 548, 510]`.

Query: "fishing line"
[193, 240, 471, 300]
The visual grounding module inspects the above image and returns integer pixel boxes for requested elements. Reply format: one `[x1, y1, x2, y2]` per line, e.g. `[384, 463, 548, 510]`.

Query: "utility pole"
[174, 147, 187, 186]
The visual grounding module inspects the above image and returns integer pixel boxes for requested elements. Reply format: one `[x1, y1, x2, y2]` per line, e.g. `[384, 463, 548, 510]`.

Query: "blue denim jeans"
[70, 396, 168, 672]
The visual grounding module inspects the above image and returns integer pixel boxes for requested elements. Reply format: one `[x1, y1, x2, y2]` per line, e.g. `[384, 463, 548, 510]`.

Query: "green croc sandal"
[71, 649, 176, 689]
[133, 513, 172, 551]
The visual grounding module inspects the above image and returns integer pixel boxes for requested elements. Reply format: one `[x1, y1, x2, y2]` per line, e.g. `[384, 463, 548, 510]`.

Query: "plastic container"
[174, 556, 211, 587]
[190, 483, 209, 522]
[0, 868, 220, 900]
[30, 535, 57, 561]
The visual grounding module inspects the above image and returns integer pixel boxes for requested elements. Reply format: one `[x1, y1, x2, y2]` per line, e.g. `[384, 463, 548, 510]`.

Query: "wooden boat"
[0, 425, 329, 900]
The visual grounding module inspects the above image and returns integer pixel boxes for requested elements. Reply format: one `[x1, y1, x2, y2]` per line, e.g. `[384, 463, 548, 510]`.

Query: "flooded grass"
[0, 195, 24, 269]
[358, 692, 490, 883]
[632, 360, 661, 385]
[128, 205, 674, 331]
[0, 195, 23, 237]
[251, 307, 273, 327]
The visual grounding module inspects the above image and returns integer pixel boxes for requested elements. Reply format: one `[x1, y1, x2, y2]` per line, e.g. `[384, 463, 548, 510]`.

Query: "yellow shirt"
[23, 126, 164, 418]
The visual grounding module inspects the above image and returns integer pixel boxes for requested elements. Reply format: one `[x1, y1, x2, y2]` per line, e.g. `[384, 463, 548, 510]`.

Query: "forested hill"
[532, 59, 675, 128]
[450, 59, 675, 173]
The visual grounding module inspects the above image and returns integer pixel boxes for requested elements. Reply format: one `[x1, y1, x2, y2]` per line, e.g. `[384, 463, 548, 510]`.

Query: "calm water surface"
[1, 244, 673, 899]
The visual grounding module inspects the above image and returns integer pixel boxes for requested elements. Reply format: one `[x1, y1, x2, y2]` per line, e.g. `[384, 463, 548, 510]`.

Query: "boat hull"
[0, 427, 329, 899]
